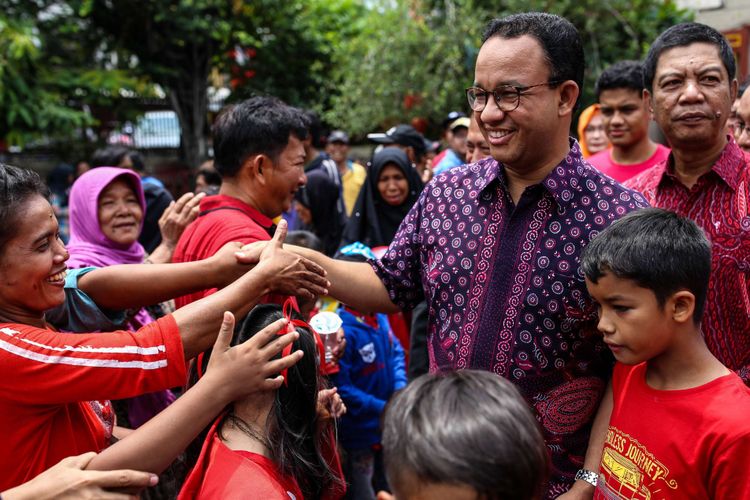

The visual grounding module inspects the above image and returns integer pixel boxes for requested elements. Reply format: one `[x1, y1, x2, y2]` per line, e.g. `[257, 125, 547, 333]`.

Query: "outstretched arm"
[2, 452, 156, 500]
[77, 241, 254, 310]
[238, 244, 399, 314]
[88, 312, 303, 474]
[172, 221, 329, 360]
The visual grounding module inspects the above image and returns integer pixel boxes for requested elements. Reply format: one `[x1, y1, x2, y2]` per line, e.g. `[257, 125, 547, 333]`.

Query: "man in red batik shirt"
[626, 22, 750, 383]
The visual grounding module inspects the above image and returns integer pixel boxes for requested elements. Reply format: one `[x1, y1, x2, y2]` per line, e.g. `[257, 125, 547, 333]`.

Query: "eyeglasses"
[466, 81, 562, 112]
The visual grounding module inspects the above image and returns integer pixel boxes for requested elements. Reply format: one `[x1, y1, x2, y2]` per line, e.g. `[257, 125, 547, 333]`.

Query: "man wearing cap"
[326, 130, 367, 215]
[432, 116, 470, 175]
[367, 124, 428, 172]
[431, 110, 467, 168]
[242, 13, 647, 496]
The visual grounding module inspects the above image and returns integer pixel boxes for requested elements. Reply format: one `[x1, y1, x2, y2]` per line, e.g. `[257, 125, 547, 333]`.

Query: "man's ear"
[557, 81, 580, 118]
[643, 89, 654, 115]
[243, 154, 272, 186]
[670, 290, 696, 324]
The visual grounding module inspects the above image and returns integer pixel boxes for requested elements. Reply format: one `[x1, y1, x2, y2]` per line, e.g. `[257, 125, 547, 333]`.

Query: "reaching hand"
[158, 192, 205, 248]
[255, 220, 329, 300]
[317, 387, 347, 421]
[1, 452, 157, 500]
[204, 311, 304, 401]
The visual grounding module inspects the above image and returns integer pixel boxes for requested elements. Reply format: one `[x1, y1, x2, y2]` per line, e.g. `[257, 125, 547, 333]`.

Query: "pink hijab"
[67, 167, 146, 268]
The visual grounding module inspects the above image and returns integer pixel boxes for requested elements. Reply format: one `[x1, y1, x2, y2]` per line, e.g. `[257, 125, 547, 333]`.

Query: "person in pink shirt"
[588, 61, 669, 182]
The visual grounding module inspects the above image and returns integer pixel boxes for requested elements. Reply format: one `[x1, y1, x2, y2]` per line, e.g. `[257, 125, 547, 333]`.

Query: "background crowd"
[1, 9, 750, 500]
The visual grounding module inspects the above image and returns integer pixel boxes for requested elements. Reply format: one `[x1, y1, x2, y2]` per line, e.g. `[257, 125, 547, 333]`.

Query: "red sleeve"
[0, 315, 186, 405]
[709, 432, 750, 498]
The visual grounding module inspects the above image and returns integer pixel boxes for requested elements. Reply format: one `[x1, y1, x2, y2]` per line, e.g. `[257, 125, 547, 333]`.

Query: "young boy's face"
[585, 272, 676, 365]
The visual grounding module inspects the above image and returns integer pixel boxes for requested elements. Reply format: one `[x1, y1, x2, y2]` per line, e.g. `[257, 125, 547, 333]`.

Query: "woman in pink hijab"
[67, 167, 199, 428]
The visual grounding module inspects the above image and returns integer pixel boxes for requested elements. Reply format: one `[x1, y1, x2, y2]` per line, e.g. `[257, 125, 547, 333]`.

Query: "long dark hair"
[189, 304, 338, 499]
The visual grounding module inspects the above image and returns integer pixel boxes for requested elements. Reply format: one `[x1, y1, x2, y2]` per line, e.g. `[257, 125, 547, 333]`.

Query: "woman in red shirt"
[0, 164, 328, 490]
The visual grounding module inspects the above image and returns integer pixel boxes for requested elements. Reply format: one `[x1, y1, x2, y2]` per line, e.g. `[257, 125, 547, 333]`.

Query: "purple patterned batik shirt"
[372, 139, 649, 496]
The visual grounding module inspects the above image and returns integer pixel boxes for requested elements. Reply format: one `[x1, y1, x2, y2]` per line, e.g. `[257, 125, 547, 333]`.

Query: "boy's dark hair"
[643, 23, 735, 92]
[482, 13, 584, 108]
[595, 60, 645, 99]
[285, 230, 323, 253]
[211, 96, 308, 178]
[581, 208, 711, 323]
[382, 370, 548, 500]
[0, 164, 49, 251]
[91, 145, 132, 168]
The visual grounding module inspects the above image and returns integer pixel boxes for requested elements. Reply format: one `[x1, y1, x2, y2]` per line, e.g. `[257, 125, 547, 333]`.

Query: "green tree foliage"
[327, 0, 693, 136]
[0, 5, 149, 149]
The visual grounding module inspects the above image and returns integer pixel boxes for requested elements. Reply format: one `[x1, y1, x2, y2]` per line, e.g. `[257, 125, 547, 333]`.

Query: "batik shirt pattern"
[372, 139, 649, 494]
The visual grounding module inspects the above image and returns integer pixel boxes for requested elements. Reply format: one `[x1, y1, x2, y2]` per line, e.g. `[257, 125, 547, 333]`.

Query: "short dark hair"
[482, 13, 584, 107]
[91, 145, 131, 168]
[643, 23, 736, 92]
[285, 230, 323, 252]
[301, 109, 328, 150]
[595, 60, 645, 99]
[0, 164, 49, 251]
[212, 96, 308, 178]
[383, 370, 548, 500]
[581, 208, 711, 323]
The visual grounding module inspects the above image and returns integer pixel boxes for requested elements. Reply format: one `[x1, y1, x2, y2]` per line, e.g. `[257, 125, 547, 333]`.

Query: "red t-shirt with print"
[594, 362, 750, 499]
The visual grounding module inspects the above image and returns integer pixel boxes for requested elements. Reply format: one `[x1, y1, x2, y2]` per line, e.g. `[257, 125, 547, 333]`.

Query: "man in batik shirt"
[263, 13, 648, 498]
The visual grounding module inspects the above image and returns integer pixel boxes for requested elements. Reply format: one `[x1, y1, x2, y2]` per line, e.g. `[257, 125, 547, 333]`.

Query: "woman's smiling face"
[97, 178, 143, 246]
[0, 195, 69, 319]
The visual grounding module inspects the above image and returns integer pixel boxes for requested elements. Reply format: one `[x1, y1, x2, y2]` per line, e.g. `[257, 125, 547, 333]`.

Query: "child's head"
[285, 229, 323, 252]
[379, 370, 548, 500]
[581, 209, 711, 361]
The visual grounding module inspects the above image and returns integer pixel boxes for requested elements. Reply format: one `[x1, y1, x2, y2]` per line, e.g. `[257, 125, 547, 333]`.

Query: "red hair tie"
[281, 298, 327, 385]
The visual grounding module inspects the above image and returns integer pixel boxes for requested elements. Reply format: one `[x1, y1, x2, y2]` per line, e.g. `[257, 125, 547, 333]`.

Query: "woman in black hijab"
[294, 169, 346, 256]
[341, 148, 423, 248]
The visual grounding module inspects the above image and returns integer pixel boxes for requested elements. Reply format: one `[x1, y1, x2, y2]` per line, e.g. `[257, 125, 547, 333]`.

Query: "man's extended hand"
[253, 220, 329, 300]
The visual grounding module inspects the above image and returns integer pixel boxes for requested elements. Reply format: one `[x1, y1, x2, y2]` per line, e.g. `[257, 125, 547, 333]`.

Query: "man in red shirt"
[625, 22, 750, 383]
[587, 61, 670, 182]
[173, 96, 308, 307]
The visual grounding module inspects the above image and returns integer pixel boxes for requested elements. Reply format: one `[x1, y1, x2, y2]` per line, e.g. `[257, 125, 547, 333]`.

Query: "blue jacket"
[332, 308, 407, 450]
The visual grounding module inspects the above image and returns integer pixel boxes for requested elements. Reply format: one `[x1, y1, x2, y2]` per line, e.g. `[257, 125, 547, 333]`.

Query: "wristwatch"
[575, 469, 598, 487]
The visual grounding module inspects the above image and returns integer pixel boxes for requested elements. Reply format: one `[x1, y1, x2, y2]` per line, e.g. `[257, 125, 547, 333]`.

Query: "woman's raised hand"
[204, 311, 304, 400]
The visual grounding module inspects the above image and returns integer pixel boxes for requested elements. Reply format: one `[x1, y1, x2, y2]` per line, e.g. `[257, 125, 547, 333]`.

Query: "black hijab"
[341, 148, 423, 248]
[294, 169, 346, 256]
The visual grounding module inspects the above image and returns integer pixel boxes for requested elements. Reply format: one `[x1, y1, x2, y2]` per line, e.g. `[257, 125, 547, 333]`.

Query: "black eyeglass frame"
[465, 80, 563, 113]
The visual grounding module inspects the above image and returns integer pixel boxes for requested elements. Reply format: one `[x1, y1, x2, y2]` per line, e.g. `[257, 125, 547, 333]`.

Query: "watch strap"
[575, 468, 598, 487]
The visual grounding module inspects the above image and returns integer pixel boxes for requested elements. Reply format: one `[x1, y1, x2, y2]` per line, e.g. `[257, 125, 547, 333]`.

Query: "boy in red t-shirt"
[566, 208, 750, 499]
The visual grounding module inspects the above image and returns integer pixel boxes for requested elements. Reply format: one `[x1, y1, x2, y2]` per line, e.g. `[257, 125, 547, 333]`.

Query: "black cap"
[441, 110, 467, 129]
[367, 124, 426, 155]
